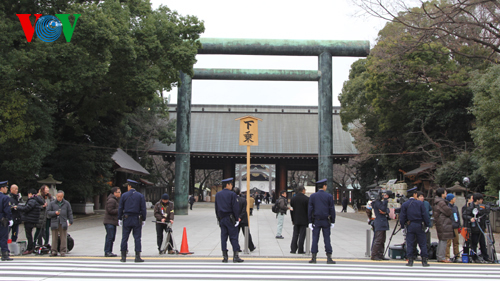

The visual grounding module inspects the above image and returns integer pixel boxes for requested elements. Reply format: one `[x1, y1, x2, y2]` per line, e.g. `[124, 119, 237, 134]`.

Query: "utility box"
[389, 244, 405, 260]
[8, 241, 27, 256]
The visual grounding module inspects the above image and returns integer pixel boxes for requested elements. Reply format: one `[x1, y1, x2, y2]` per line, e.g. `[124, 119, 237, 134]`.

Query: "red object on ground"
[7, 239, 12, 244]
[179, 227, 193, 255]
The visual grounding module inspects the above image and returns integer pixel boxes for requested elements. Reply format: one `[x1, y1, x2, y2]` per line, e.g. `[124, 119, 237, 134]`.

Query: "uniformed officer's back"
[215, 189, 239, 219]
[400, 198, 429, 225]
[214, 178, 243, 263]
[309, 189, 335, 221]
[120, 188, 147, 218]
[118, 180, 146, 263]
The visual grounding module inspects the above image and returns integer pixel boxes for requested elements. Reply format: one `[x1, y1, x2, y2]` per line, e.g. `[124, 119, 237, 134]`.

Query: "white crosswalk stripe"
[0, 260, 499, 280]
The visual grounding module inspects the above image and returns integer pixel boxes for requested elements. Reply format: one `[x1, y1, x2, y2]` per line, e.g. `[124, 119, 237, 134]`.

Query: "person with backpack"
[275, 190, 289, 239]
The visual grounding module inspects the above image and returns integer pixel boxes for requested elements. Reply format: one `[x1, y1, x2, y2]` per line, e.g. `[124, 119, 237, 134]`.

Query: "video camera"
[476, 203, 500, 216]
[366, 189, 394, 201]
[394, 194, 407, 214]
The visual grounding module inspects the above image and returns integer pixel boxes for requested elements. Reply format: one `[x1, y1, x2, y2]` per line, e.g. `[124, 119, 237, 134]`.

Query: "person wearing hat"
[400, 187, 430, 267]
[370, 188, 390, 260]
[0, 181, 13, 261]
[118, 179, 147, 262]
[308, 179, 336, 264]
[445, 193, 461, 262]
[103, 187, 121, 257]
[214, 178, 243, 263]
[433, 188, 453, 263]
[154, 193, 175, 254]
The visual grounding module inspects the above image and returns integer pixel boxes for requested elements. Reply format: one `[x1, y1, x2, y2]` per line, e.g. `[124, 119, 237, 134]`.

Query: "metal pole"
[306, 228, 311, 255]
[174, 71, 191, 215]
[244, 226, 249, 254]
[365, 229, 372, 257]
[246, 146, 251, 226]
[318, 52, 334, 193]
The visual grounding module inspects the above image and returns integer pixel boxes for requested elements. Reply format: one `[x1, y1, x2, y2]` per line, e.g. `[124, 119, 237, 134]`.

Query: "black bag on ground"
[57, 234, 74, 252]
[428, 242, 438, 260]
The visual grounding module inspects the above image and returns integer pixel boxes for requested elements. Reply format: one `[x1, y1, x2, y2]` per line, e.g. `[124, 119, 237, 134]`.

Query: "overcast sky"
[151, 0, 387, 106]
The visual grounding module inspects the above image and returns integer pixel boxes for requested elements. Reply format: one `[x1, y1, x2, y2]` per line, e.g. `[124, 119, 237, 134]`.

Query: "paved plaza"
[11, 202, 499, 261]
[13, 202, 404, 259]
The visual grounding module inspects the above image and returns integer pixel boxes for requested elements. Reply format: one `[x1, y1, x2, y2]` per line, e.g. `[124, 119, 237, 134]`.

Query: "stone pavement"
[14, 202, 410, 259]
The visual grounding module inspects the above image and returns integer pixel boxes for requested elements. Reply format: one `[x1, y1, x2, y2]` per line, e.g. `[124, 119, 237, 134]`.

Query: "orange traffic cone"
[179, 227, 194, 255]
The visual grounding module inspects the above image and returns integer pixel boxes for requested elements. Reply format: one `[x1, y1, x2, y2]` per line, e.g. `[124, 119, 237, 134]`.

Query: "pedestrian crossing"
[0, 259, 499, 280]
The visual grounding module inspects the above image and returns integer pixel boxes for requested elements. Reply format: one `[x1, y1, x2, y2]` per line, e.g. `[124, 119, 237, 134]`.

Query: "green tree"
[340, 17, 477, 186]
[471, 64, 500, 194]
[0, 0, 204, 199]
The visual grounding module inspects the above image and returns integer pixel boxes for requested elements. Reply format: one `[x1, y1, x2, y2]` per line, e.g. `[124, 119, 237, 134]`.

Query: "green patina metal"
[194, 68, 321, 81]
[318, 52, 334, 193]
[175, 38, 370, 214]
[174, 71, 191, 215]
[198, 38, 369, 57]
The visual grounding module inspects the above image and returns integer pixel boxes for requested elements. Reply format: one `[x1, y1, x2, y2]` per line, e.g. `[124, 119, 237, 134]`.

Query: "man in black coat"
[16, 189, 41, 255]
[341, 197, 348, 213]
[234, 188, 255, 251]
[290, 186, 309, 254]
[8, 184, 23, 242]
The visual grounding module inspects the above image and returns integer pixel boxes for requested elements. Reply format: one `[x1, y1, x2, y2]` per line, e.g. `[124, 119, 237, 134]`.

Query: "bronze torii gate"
[175, 38, 369, 215]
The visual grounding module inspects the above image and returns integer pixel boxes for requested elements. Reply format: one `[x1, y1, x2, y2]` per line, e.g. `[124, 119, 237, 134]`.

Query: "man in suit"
[290, 186, 309, 254]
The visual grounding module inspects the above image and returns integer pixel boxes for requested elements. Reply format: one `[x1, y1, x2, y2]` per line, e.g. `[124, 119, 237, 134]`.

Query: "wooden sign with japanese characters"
[236, 116, 262, 146]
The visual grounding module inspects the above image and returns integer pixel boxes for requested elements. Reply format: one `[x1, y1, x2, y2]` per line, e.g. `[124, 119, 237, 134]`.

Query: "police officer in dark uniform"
[215, 178, 243, 263]
[0, 181, 13, 261]
[308, 179, 336, 264]
[399, 187, 430, 267]
[118, 179, 147, 263]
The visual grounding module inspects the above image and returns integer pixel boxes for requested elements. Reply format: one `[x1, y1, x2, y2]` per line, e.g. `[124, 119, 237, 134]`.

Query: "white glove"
[9, 220, 13, 227]
[234, 221, 239, 227]
[331, 223, 335, 229]
[142, 221, 146, 227]
[308, 223, 313, 230]
[118, 220, 123, 227]
[425, 227, 429, 233]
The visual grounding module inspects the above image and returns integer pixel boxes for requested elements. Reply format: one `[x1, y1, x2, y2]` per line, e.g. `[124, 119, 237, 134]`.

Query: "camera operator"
[400, 187, 430, 267]
[463, 193, 489, 262]
[154, 194, 175, 254]
[371, 189, 390, 260]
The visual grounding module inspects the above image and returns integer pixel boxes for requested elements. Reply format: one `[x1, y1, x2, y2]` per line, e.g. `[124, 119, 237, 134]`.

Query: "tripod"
[384, 216, 405, 257]
[156, 222, 178, 255]
[479, 219, 498, 263]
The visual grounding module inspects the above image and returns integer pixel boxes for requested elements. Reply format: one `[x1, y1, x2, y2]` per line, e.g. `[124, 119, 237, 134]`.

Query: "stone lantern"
[37, 174, 62, 197]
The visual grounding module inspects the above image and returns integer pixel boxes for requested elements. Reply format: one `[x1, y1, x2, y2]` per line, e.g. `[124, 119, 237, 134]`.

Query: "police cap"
[0, 181, 8, 187]
[221, 178, 234, 183]
[407, 186, 417, 195]
[316, 179, 327, 184]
